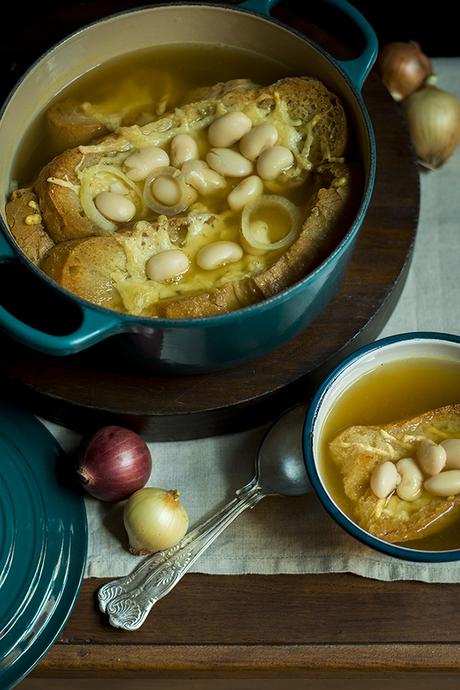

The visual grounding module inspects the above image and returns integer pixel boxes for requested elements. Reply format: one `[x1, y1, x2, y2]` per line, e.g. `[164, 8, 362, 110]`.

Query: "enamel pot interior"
[0, 4, 374, 370]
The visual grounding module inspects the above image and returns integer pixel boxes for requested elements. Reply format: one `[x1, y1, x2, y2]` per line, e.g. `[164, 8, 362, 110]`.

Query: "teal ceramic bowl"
[304, 332, 460, 562]
[0, 0, 377, 372]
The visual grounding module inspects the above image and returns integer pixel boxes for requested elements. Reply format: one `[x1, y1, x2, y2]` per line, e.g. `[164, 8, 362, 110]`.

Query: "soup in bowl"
[305, 333, 460, 561]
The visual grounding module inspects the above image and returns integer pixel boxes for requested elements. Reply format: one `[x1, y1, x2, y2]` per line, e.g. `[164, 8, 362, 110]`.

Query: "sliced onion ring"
[241, 195, 302, 252]
[80, 164, 144, 233]
[143, 166, 197, 216]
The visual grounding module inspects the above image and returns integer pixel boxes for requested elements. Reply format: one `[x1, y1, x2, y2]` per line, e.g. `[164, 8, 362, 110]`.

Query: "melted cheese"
[66, 88, 332, 315]
[113, 212, 272, 315]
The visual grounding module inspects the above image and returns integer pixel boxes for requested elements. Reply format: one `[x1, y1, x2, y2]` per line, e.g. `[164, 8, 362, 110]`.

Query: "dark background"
[2, 0, 456, 99]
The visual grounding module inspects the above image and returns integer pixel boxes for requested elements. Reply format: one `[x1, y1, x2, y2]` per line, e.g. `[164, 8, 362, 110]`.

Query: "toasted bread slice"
[40, 235, 125, 310]
[33, 77, 347, 243]
[14, 76, 353, 318]
[39, 161, 352, 317]
[34, 150, 105, 243]
[5, 189, 54, 263]
[39, 216, 197, 313]
[329, 405, 460, 543]
[157, 162, 352, 318]
[46, 99, 110, 152]
[189, 78, 261, 102]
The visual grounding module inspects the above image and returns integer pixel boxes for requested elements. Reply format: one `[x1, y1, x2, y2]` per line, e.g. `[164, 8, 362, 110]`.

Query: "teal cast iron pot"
[0, 0, 377, 373]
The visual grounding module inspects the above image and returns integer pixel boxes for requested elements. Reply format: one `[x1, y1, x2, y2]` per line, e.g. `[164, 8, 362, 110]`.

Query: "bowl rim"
[0, 1, 376, 329]
[303, 331, 460, 562]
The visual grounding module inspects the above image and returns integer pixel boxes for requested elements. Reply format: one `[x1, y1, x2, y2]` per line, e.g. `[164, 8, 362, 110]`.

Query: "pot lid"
[0, 400, 87, 689]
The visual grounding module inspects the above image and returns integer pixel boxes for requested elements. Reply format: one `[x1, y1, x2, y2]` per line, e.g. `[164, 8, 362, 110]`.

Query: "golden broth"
[319, 356, 460, 551]
[13, 43, 294, 186]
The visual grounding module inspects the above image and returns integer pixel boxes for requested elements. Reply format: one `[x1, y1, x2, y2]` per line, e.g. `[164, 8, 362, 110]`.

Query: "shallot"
[378, 41, 433, 101]
[403, 85, 460, 169]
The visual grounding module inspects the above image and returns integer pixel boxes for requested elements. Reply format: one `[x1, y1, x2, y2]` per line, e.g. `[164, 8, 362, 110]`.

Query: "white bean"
[369, 461, 401, 499]
[124, 147, 169, 181]
[257, 146, 294, 181]
[151, 176, 181, 206]
[170, 134, 199, 168]
[441, 438, 460, 469]
[185, 164, 226, 195]
[208, 111, 252, 148]
[181, 159, 208, 175]
[417, 439, 446, 475]
[396, 458, 423, 502]
[110, 180, 129, 195]
[196, 241, 243, 270]
[424, 470, 460, 497]
[146, 249, 189, 283]
[239, 123, 279, 161]
[227, 176, 264, 211]
[207, 148, 253, 177]
[94, 191, 136, 223]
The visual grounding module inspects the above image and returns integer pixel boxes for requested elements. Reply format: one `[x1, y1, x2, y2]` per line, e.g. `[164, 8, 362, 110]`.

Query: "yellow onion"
[80, 164, 143, 233]
[241, 194, 302, 254]
[143, 166, 197, 216]
[378, 42, 433, 101]
[402, 85, 460, 169]
[124, 487, 189, 555]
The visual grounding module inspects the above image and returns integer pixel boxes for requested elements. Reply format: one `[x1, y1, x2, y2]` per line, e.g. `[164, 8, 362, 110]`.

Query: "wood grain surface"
[30, 575, 460, 683]
[0, 3, 419, 441]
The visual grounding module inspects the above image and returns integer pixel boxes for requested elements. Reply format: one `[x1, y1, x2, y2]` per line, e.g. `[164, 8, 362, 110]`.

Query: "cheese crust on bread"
[329, 405, 460, 543]
[7, 77, 357, 318]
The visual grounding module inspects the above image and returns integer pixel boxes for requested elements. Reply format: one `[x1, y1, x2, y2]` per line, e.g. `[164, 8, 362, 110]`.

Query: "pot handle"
[238, 0, 281, 12]
[238, 0, 378, 91]
[0, 232, 121, 356]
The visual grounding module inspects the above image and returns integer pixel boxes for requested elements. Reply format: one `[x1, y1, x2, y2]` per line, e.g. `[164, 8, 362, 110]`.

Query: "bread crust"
[34, 150, 102, 243]
[40, 235, 125, 309]
[46, 99, 109, 152]
[5, 189, 54, 263]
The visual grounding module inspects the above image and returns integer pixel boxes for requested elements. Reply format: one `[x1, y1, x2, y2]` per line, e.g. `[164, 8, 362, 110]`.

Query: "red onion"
[77, 426, 152, 501]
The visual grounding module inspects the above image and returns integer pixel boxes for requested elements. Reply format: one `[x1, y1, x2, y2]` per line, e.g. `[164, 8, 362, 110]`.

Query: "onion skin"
[402, 85, 460, 169]
[378, 42, 433, 101]
[77, 426, 152, 502]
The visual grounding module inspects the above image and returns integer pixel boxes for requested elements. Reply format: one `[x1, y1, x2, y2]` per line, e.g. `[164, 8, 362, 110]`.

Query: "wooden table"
[5, 2, 458, 687]
[24, 575, 460, 687]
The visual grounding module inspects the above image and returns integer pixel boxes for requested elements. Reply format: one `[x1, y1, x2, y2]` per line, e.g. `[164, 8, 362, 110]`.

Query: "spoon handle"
[98, 483, 255, 613]
[100, 481, 264, 629]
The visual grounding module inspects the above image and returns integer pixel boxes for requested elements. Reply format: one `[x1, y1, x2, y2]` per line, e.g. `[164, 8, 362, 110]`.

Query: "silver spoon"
[98, 404, 310, 630]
